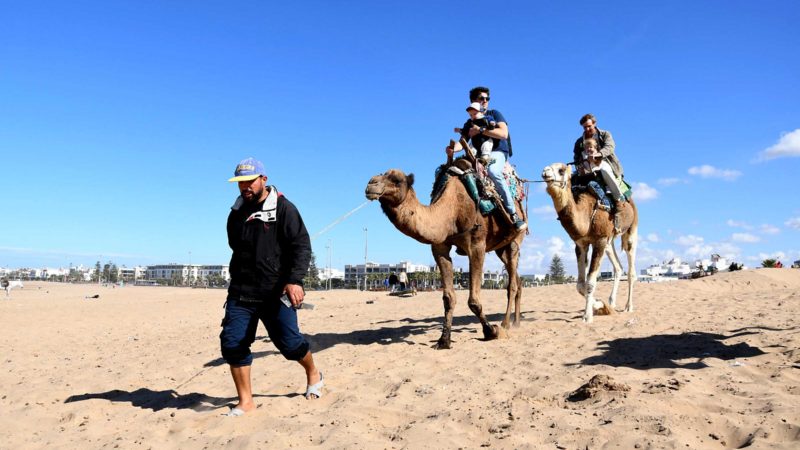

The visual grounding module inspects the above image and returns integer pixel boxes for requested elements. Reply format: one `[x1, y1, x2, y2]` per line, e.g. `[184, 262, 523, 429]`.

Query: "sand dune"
[1, 268, 798, 449]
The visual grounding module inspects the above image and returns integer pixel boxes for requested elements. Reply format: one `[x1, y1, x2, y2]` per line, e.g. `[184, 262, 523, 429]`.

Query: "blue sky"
[1, 1, 799, 275]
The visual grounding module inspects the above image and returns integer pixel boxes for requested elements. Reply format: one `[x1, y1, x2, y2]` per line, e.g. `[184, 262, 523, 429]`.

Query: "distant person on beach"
[220, 157, 323, 417]
[573, 113, 628, 231]
[398, 271, 408, 291]
[389, 272, 398, 292]
[447, 86, 526, 231]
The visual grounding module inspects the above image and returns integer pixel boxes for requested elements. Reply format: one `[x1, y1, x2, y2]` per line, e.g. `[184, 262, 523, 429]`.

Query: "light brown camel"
[365, 161, 527, 349]
[541, 163, 638, 323]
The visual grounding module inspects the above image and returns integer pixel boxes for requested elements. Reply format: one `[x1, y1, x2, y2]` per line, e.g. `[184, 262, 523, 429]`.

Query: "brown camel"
[365, 161, 527, 349]
[541, 163, 638, 323]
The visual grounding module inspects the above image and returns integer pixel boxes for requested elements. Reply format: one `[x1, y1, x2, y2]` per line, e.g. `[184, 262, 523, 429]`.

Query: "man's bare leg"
[229, 365, 256, 412]
[298, 351, 322, 398]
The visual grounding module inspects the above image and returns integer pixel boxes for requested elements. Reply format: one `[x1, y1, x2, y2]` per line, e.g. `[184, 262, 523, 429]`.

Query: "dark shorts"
[219, 295, 310, 366]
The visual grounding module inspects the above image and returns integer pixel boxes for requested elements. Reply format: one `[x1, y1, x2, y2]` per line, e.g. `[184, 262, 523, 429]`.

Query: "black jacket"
[227, 187, 311, 300]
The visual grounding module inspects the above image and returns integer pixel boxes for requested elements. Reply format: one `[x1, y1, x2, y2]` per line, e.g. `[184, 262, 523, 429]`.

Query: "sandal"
[305, 372, 324, 399]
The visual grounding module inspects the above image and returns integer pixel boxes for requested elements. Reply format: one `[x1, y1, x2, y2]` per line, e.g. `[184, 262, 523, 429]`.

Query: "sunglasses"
[478, 96, 490, 102]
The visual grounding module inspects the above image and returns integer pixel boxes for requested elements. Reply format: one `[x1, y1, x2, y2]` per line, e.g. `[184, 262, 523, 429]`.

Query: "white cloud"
[547, 236, 567, 256]
[759, 224, 780, 235]
[714, 242, 741, 259]
[726, 219, 753, 230]
[758, 251, 786, 261]
[531, 205, 555, 216]
[632, 182, 658, 201]
[518, 250, 546, 273]
[688, 165, 742, 181]
[675, 234, 704, 246]
[646, 233, 659, 242]
[756, 129, 800, 161]
[786, 217, 800, 230]
[657, 177, 687, 186]
[517, 235, 575, 274]
[685, 244, 714, 259]
[731, 233, 760, 243]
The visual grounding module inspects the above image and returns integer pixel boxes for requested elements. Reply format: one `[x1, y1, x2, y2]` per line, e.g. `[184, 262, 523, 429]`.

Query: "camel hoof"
[582, 314, 593, 323]
[494, 325, 509, 339]
[482, 325, 499, 341]
[433, 339, 451, 350]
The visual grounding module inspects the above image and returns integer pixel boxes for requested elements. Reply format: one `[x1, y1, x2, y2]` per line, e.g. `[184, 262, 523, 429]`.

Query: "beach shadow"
[307, 321, 441, 351]
[64, 388, 241, 412]
[541, 309, 582, 322]
[571, 331, 766, 370]
[307, 310, 539, 351]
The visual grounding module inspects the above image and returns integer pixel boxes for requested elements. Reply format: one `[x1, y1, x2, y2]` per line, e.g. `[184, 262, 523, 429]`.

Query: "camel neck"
[384, 185, 455, 245]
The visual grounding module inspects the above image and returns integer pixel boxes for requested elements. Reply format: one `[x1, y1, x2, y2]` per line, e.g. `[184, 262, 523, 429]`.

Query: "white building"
[695, 254, 729, 271]
[641, 258, 693, 278]
[197, 265, 230, 282]
[483, 270, 505, 284]
[318, 267, 344, 281]
[117, 266, 147, 281]
[146, 264, 230, 284]
[344, 261, 434, 284]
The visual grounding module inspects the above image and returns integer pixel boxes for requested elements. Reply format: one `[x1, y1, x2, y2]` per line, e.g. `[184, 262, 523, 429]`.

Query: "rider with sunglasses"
[455, 86, 526, 231]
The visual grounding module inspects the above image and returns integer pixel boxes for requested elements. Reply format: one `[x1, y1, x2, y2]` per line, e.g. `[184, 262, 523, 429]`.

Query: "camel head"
[542, 163, 574, 210]
[541, 163, 572, 195]
[365, 169, 416, 207]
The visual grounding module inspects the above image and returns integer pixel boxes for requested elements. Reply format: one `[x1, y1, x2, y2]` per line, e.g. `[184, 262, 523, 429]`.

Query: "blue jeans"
[587, 180, 612, 210]
[487, 151, 516, 215]
[220, 296, 310, 366]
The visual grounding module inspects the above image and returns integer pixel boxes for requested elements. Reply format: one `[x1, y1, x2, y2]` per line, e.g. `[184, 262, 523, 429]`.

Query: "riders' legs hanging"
[487, 151, 516, 214]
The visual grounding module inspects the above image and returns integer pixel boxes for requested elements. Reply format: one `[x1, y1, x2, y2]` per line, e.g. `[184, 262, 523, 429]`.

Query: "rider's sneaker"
[512, 213, 528, 231]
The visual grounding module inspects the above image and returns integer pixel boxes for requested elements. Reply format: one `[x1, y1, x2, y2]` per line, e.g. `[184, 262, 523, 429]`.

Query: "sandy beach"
[1, 268, 799, 449]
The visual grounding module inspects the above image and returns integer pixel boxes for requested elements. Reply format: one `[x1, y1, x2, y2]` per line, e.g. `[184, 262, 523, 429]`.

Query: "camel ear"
[406, 173, 415, 187]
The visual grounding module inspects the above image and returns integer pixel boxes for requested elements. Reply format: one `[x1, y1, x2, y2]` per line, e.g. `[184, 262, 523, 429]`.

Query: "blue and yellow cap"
[228, 157, 266, 182]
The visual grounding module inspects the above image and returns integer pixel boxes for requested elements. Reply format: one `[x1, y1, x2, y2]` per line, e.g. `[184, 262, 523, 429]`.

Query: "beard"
[241, 185, 265, 203]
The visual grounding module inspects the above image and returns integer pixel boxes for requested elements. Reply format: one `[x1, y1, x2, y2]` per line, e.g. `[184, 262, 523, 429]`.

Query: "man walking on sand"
[220, 157, 323, 417]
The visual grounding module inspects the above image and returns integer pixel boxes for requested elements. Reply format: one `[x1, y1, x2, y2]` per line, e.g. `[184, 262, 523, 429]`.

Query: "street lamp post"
[326, 239, 332, 291]
[363, 227, 368, 291]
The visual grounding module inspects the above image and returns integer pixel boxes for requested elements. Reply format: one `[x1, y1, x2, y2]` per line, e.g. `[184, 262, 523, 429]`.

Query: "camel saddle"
[432, 157, 526, 217]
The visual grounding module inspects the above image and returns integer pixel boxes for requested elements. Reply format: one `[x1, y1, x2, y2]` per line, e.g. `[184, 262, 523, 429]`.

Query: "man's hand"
[453, 127, 462, 134]
[284, 283, 305, 308]
[467, 125, 481, 138]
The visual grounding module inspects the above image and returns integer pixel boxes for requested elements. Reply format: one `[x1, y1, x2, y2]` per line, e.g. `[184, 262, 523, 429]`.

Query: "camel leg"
[495, 239, 521, 329]
[514, 272, 522, 326]
[605, 237, 623, 309]
[432, 243, 457, 349]
[575, 244, 588, 296]
[622, 226, 638, 313]
[467, 243, 500, 340]
[583, 243, 612, 323]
